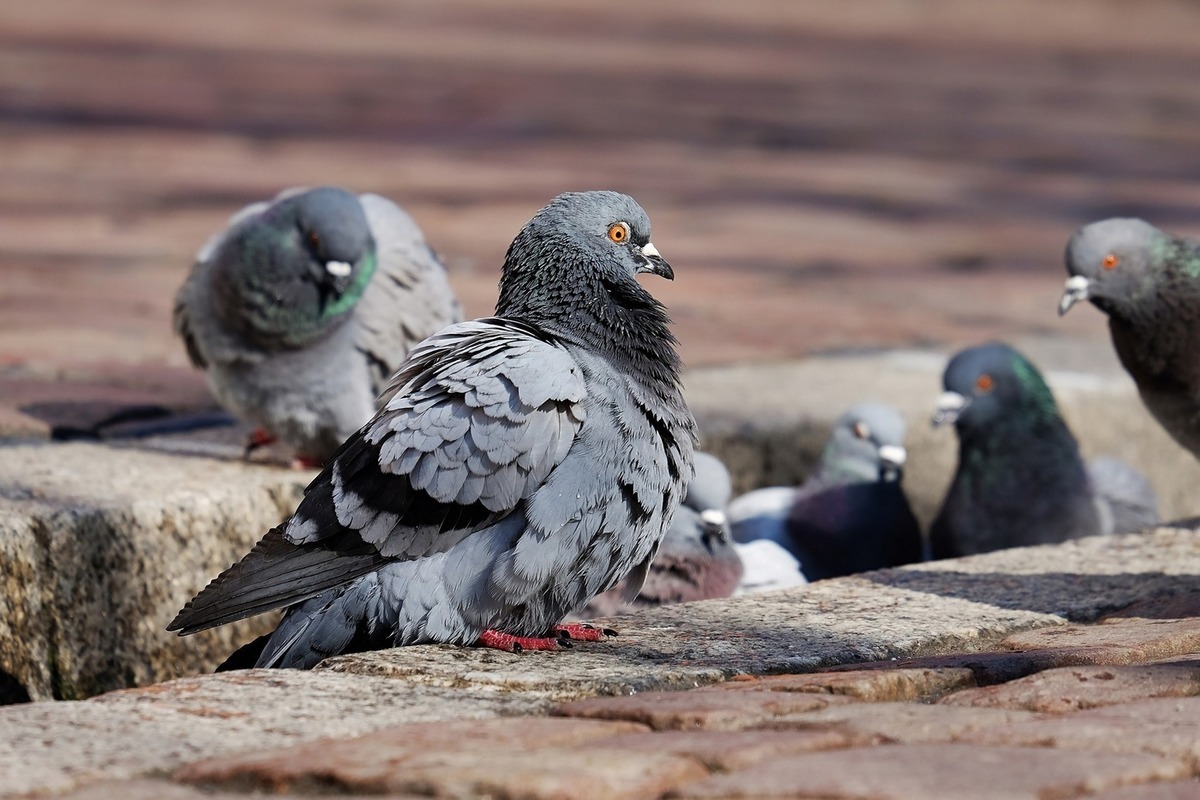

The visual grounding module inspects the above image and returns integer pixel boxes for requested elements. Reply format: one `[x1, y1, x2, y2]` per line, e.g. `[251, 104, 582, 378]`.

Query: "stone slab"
[323, 528, 1200, 689]
[757, 700, 1042, 744]
[675, 743, 1189, 799]
[961, 697, 1200, 767]
[939, 658, 1200, 712]
[704, 666, 978, 702]
[174, 718, 709, 800]
[0, 443, 310, 700]
[554, 689, 856, 732]
[0, 669, 579, 796]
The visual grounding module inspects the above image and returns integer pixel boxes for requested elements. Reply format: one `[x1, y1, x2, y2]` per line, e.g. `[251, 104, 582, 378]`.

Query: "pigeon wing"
[168, 318, 586, 634]
[353, 193, 463, 392]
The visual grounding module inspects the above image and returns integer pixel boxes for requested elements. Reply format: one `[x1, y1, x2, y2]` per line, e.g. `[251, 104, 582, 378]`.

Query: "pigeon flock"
[164, 190, 1178, 669]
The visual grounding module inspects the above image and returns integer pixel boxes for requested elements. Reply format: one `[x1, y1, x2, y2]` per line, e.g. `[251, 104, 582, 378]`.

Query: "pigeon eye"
[852, 421, 870, 439]
[308, 231, 321, 250]
[975, 374, 994, 393]
[607, 223, 630, 244]
[1102, 253, 1119, 270]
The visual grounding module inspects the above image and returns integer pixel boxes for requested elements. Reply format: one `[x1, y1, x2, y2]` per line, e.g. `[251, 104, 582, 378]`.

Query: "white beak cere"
[699, 508, 727, 527]
[325, 260, 353, 278]
[641, 242, 661, 259]
[1058, 275, 1091, 316]
[877, 444, 908, 469]
[932, 391, 968, 427]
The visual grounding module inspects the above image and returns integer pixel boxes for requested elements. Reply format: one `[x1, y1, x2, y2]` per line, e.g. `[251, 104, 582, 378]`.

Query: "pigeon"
[1060, 218, 1200, 459]
[169, 190, 697, 668]
[174, 186, 461, 465]
[733, 539, 807, 594]
[929, 342, 1158, 559]
[728, 402, 922, 581]
[578, 452, 743, 617]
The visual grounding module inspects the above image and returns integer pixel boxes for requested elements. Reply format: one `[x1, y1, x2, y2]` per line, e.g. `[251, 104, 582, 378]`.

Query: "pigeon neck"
[958, 413, 1088, 490]
[497, 272, 683, 387]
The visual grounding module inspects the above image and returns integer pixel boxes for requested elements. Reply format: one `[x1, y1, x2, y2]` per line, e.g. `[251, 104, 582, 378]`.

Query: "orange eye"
[608, 222, 630, 243]
[852, 421, 870, 439]
[308, 231, 321, 249]
[1102, 253, 1119, 270]
[975, 374, 994, 393]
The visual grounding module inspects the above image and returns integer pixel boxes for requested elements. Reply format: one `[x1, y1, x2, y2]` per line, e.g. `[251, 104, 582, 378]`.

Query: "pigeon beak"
[1058, 275, 1090, 316]
[932, 391, 968, 427]
[324, 261, 354, 294]
[636, 242, 674, 280]
[699, 508, 729, 548]
[877, 444, 907, 480]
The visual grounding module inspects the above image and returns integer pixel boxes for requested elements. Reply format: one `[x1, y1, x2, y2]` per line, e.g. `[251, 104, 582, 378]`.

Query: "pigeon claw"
[244, 428, 278, 456]
[553, 623, 617, 642]
[476, 629, 564, 652]
[476, 624, 617, 652]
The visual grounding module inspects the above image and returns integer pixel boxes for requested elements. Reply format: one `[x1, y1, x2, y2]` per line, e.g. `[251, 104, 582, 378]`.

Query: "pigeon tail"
[168, 525, 388, 635]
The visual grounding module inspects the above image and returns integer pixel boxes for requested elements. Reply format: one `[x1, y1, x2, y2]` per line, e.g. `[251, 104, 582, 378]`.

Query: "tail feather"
[168, 525, 388, 636]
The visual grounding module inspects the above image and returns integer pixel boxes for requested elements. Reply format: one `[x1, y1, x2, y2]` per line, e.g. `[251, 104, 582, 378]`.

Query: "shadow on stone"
[865, 569, 1200, 623]
[0, 669, 32, 705]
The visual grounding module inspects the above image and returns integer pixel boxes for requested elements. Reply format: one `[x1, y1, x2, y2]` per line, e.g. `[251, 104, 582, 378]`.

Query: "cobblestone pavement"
[6, 589, 1200, 799]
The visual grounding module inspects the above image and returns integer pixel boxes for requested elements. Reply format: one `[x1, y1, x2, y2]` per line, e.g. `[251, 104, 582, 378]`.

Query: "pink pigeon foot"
[477, 623, 617, 653]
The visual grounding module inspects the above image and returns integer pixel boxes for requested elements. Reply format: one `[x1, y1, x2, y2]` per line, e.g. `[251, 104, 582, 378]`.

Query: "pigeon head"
[932, 342, 1059, 436]
[496, 191, 673, 335]
[214, 186, 377, 347]
[1060, 218, 1173, 319]
[687, 452, 733, 518]
[820, 402, 909, 484]
[684, 452, 734, 549]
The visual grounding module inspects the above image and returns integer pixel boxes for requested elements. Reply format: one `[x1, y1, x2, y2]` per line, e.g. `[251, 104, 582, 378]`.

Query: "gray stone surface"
[0, 443, 309, 700]
[0, 670, 544, 796]
[324, 527, 1200, 685]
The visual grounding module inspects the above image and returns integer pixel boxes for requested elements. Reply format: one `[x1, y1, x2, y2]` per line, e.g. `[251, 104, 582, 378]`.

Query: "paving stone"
[1103, 592, 1200, 623]
[961, 697, 1200, 767]
[175, 717, 706, 799]
[824, 649, 1084, 686]
[702, 666, 977, 702]
[328, 528, 1200, 692]
[0, 670, 577, 796]
[675, 743, 1189, 799]
[999, 615, 1200, 667]
[2, 778, 424, 800]
[554, 688, 856, 731]
[939, 658, 1200, 712]
[755, 700, 1041, 744]
[1088, 781, 1200, 799]
[590, 729, 852, 772]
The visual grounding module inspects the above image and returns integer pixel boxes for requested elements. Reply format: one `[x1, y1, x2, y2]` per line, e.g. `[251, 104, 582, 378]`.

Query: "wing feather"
[169, 319, 585, 635]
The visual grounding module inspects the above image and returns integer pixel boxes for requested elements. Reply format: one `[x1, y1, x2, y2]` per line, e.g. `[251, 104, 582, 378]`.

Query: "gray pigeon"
[728, 402, 922, 581]
[169, 190, 697, 668]
[578, 452, 742, 617]
[930, 342, 1158, 559]
[174, 186, 461, 465]
[1060, 218, 1200, 459]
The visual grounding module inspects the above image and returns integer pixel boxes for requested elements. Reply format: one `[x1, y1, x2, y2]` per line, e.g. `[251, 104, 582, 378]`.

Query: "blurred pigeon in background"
[174, 186, 461, 465]
[1061, 218, 1200, 460]
[930, 341, 1158, 559]
[579, 451, 743, 617]
[728, 402, 922, 581]
[169, 190, 696, 668]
